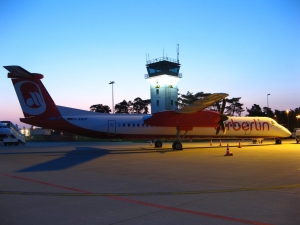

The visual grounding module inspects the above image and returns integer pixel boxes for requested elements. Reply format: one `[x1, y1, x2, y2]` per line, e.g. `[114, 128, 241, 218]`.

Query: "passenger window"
[133, 123, 135, 127]
[128, 123, 130, 127]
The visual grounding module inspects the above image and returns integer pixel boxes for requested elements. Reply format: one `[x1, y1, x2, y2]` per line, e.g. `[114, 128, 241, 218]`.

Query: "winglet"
[177, 93, 229, 114]
[4, 66, 44, 79]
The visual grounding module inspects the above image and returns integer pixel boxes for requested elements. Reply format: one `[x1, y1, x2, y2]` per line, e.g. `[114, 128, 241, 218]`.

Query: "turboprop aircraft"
[3, 66, 291, 150]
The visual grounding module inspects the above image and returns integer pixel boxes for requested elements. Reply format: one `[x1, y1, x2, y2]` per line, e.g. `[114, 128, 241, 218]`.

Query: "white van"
[292, 128, 300, 138]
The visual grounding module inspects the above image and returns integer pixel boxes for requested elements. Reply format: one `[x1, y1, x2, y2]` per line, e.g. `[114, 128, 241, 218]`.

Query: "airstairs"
[0, 121, 26, 146]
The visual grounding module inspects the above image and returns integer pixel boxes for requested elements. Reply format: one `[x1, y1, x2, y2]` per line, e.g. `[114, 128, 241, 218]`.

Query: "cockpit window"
[270, 119, 277, 125]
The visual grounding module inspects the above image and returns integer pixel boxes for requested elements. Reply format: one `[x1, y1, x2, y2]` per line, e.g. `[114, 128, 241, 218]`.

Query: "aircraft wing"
[177, 93, 228, 114]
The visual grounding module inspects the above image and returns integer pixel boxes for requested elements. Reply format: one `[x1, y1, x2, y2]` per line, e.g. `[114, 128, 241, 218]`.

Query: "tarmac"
[0, 139, 300, 225]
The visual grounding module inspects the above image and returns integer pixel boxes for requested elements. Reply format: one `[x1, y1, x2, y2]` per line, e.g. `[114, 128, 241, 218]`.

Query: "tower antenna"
[177, 44, 179, 62]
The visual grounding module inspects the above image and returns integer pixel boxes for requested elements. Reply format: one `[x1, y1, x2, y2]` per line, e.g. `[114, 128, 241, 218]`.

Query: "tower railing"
[146, 57, 179, 65]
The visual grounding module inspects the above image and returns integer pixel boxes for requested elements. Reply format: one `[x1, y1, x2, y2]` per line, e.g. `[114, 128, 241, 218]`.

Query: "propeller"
[216, 99, 229, 135]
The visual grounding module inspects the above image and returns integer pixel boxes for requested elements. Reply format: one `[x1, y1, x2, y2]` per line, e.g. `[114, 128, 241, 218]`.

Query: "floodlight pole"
[286, 110, 289, 130]
[109, 81, 115, 114]
[267, 94, 270, 108]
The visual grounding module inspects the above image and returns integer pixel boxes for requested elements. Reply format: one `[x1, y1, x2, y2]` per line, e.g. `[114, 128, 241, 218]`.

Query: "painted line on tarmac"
[0, 172, 92, 193]
[1, 184, 300, 196]
[108, 196, 273, 225]
[0, 172, 274, 225]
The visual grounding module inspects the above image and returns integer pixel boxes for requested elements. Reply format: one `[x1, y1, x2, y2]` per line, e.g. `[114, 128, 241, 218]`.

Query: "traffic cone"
[219, 140, 222, 146]
[224, 144, 233, 156]
[238, 141, 241, 148]
[210, 140, 212, 146]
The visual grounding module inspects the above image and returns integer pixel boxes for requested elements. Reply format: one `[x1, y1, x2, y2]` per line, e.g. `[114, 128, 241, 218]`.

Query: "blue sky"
[1, 0, 299, 127]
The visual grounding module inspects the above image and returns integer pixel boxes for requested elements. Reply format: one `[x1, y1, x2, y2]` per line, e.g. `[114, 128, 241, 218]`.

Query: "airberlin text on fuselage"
[226, 119, 270, 131]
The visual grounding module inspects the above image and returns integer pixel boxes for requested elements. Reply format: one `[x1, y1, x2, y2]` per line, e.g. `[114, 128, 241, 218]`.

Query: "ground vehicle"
[0, 121, 26, 146]
[292, 128, 300, 138]
[296, 130, 300, 144]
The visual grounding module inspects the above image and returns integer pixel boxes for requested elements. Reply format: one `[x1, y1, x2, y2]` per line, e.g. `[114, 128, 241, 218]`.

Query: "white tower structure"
[145, 53, 182, 113]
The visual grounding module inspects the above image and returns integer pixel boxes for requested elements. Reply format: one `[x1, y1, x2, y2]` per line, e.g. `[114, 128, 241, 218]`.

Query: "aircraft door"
[108, 120, 116, 136]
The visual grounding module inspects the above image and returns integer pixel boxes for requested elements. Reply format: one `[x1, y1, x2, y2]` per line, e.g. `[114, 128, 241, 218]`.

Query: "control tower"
[145, 51, 182, 113]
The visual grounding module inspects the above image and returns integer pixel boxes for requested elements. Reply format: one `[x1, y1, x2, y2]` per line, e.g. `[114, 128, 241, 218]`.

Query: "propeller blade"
[216, 114, 229, 135]
[216, 126, 220, 135]
[221, 121, 226, 134]
[220, 99, 226, 114]
[216, 101, 221, 112]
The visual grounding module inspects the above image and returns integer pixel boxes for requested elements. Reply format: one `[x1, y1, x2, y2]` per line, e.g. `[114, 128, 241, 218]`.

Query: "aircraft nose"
[281, 127, 291, 137]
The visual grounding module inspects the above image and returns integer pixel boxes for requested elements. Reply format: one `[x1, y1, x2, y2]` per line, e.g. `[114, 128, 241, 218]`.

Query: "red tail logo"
[14, 81, 46, 115]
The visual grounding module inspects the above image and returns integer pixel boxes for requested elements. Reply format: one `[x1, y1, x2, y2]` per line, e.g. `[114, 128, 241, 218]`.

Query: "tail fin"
[4, 66, 61, 120]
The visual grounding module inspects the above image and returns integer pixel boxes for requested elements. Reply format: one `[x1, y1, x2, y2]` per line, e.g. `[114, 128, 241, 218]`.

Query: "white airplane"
[3, 66, 291, 150]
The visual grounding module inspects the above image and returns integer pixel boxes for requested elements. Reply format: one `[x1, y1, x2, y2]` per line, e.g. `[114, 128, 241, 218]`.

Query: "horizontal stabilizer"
[4, 66, 32, 77]
[178, 93, 229, 114]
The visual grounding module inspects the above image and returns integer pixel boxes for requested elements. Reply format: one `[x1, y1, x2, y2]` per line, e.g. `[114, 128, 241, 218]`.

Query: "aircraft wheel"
[172, 141, 183, 151]
[275, 139, 282, 144]
[155, 140, 162, 148]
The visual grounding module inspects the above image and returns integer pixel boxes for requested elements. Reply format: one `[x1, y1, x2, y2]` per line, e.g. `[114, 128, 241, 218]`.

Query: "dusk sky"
[1, 0, 299, 127]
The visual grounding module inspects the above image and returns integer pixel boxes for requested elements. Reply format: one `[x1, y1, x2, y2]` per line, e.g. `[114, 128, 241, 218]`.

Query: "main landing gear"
[172, 141, 183, 150]
[153, 128, 189, 150]
[154, 140, 162, 148]
[172, 128, 188, 150]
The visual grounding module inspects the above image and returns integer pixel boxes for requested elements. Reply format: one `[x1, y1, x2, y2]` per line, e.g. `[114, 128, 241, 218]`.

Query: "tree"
[246, 104, 267, 117]
[90, 104, 111, 113]
[262, 107, 274, 118]
[115, 98, 151, 114]
[225, 97, 245, 116]
[274, 108, 300, 130]
[132, 97, 151, 114]
[115, 100, 132, 114]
